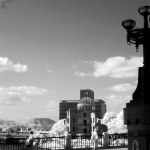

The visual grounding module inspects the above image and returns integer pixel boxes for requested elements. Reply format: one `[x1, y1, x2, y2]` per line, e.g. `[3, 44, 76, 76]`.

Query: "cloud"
[78, 60, 94, 65]
[47, 69, 54, 73]
[0, 96, 21, 105]
[21, 97, 30, 102]
[108, 83, 136, 92]
[75, 57, 143, 78]
[0, 86, 48, 105]
[75, 71, 91, 77]
[0, 57, 28, 72]
[105, 94, 132, 113]
[0, 96, 30, 105]
[4, 86, 48, 95]
[106, 94, 131, 101]
[93, 56, 143, 78]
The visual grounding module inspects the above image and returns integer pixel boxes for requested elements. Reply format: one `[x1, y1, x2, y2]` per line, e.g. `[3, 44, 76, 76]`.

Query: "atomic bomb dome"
[77, 96, 95, 110]
[60, 89, 107, 134]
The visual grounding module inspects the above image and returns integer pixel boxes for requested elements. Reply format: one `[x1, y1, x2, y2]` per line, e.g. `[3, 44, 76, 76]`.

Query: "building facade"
[59, 89, 106, 120]
[65, 96, 107, 135]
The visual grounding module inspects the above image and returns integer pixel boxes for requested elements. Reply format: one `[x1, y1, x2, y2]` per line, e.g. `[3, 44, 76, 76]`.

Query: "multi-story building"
[59, 89, 106, 120]
[65, 96, 107, 135]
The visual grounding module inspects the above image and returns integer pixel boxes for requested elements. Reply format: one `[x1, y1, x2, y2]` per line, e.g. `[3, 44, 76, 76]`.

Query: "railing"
[71, 134, 103, 149]
[0, 136, 66, 150]
[0, 133, 128, 149]
[108, 133, 128, 146]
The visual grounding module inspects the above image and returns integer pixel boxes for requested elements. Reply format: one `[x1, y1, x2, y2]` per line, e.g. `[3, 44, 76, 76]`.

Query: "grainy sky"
[0, 0, 149, 122]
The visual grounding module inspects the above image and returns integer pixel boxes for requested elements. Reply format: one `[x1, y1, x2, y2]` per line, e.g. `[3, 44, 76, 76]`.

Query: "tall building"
[80, 89, 94, 99]
[65, 94, 107, 135]
[59, 89, 106, 120]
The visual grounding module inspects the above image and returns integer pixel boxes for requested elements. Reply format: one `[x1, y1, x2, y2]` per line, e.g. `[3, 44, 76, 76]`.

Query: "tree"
[102, 111, 127, 134]
[0, 0, 13, 8]
[102, 112, 117, 125]
[107, 117, 118, 134]
[116, 111, 127, 133]
[49, 119, 66, 136]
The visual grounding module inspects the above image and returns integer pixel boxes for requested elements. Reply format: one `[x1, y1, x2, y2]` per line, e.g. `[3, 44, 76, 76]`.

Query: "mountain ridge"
[0, 118, 56, 131]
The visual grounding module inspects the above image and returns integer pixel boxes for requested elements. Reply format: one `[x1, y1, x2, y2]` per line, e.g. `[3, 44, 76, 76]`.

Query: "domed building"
[76, 97, 95, 134]
[65, 93, 107, 135]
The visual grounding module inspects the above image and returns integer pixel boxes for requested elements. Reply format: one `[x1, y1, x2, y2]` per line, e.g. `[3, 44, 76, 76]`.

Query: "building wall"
[67, 108, 93, 134]
[59, 100, 78, 120]
[60, 99, 106, 120]
[80, 89, 94, 99]
[59, 89, 106, 120]
[95, 100, 107, 119]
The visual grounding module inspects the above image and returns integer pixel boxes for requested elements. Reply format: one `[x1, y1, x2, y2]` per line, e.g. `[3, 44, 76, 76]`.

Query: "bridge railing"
[0, 133, 128, 149]
[71, 134, 104, 149]
[108, 133, 128, 146]
[0, 136, 66, 150]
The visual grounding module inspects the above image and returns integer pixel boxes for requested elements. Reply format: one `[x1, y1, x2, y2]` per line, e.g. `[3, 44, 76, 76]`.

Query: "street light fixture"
[122, 5, 150, 64]
[122, 5, 150, 102]
[138, 5, 150, 16]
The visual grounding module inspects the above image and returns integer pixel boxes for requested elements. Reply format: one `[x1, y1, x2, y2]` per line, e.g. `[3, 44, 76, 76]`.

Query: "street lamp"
[122, 5, 150, 65]
[122, 5, 150, 102]
[122, 6, 150, 150]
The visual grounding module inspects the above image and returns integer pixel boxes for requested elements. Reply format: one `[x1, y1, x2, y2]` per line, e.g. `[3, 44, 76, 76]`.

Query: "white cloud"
[6, 91, 22, 96]
[21, 97, 30, 102]
[78, 60, 94, 64]
[105, 94, 132, 113]
[0, 57, 28, 72]
[75, 57, 143, 78]
[93, 56, 143, 78]
[0, 86, 48, 105]
[75, 71, 91, 77]
[0, 86, 48, 95]
[108, 83, 136, 92]
[47, 69, 54, 73]
[8, 86, 48, 95]
[0, 96, 30, 105]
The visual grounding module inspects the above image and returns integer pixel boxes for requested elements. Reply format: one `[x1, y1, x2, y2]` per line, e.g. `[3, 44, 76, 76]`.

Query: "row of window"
[68, 118, 89, 125]
[71, 127, 88, 133]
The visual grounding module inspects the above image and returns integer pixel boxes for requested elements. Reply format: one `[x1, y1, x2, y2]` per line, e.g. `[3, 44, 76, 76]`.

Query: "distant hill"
[0, 118, 56, 131]
[0, 119, 20, 127]
[24, 118, 56, 131]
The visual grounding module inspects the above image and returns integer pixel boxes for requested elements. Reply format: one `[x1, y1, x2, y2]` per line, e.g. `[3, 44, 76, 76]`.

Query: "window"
[73, 127, 75, 132]
[73, 118, 75, 123]
[84, 120, 87, 125]
[67, 118, 69, 123]
[83, 112, 86, 117]
[84, 128, 87, 133]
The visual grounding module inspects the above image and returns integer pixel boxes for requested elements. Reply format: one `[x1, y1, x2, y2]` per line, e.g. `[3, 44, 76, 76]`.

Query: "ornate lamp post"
[122, 5, 150, 102]
[122, 5, 150, 150]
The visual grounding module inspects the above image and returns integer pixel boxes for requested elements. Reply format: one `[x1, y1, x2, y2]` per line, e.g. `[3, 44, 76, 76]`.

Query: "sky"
[0, 0, 149, 123]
